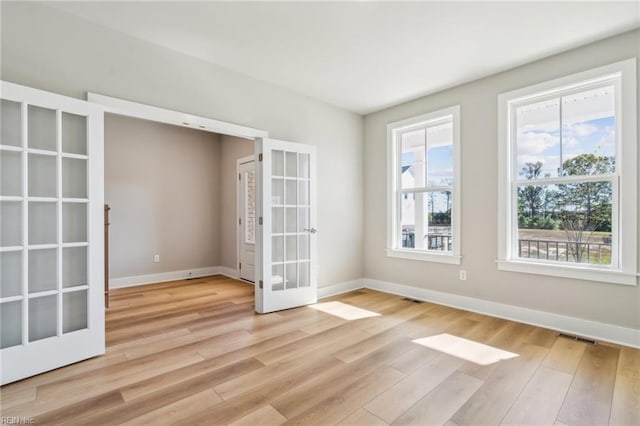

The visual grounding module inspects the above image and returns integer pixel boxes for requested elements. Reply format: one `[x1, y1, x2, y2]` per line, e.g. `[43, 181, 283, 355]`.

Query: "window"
[387, 105, 461, 264]
[498, 59, 637, 285]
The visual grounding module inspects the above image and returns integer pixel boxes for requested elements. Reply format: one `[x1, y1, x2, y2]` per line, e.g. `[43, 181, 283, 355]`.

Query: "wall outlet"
[153, 254, 160, 263]
[459, 270, 467, 281]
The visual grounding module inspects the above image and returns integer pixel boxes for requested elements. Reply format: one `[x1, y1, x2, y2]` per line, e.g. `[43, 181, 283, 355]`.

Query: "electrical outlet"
[459, 270, 467, 281]
[153, 254, 160, 263]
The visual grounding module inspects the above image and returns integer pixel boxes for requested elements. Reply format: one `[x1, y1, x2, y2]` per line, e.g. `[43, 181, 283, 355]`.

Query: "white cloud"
[569, 123, 598, 137]
[517, 131, 558, 155]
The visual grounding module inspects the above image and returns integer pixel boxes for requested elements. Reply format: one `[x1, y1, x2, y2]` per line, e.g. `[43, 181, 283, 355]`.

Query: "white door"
[0, 81, 105, 385]
[255, 138, 317, 314]
[238, 158, 256, 282]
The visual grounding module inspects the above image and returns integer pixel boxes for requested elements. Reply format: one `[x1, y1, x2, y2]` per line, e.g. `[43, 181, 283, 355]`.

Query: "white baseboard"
[318, 279, 365, 299]
[218, 267, 240, 280]
[363, 278, 640, 349]
[109, 266, 222, 289]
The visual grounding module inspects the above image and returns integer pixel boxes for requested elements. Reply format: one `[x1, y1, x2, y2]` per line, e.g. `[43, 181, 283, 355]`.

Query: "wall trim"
[363, 278, 640, 349]
[109, 266, 223, 289]
[317, 279, 365, 299]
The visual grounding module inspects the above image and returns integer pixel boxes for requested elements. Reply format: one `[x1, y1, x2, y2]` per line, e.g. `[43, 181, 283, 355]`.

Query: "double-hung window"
[498, 59, 637, 285]
[387, 105, 461, 264]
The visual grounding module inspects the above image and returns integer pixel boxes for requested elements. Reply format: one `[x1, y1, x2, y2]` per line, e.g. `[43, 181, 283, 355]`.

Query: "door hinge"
[259, 217, 263, 225]
[239, 217, 241, 225]
[258, 153, 263, 162]
[259, 280, 263, 289]
[239, 173, 241, 181]
[239, 262, 241, 269]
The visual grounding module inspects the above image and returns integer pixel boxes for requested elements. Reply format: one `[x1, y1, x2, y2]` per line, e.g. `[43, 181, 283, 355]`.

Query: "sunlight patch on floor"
[309, 301, 381, 320]
[412, 333, 519, 365]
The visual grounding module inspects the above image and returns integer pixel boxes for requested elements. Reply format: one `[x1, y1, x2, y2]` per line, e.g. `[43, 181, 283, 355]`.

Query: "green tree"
[557, 153, 614, 261]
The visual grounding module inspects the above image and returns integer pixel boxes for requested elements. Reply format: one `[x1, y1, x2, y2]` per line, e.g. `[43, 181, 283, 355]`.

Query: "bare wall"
[1, 2, 364, 287]
[363, 30, 640, 330]
[105, 114, 222, 278]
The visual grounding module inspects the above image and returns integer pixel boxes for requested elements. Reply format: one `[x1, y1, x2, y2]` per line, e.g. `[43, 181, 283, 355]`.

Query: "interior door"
[255, 138, 317, 314]
[239, 159, 255, 282]
[0, 81, 105, 385]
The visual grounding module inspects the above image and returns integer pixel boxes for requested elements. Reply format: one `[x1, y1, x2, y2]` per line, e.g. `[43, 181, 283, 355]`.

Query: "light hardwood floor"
[1, 276, 638, 425]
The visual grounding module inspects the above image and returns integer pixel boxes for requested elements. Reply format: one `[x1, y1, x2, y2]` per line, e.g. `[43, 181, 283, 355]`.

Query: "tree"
[557, 153, 614, 262]
[518, 162, 544, 219]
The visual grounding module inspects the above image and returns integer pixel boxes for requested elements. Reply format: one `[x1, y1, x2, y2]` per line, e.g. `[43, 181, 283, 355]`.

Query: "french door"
[255, 138, 317, 313]
[0, 81, 104, 385]
[239, 159, 256, 282]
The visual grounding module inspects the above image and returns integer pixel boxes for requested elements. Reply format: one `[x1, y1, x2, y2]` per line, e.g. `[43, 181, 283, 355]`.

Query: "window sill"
[496, 259, 638, 286]
[386, 248, 462, 265]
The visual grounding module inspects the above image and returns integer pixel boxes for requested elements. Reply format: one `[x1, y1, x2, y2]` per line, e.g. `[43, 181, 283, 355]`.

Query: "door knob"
[304, 228, 317, 234]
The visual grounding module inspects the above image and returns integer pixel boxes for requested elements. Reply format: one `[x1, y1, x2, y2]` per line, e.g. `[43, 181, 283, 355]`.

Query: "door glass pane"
[272, 207, 284, 234]
[286, 263, 297, 289]
[1, 201, 22, 246]
[1, 100, 22, 147]
[285, 208, 297, 233]
[285, 152, 297, 178]
[28, 105, 56, 151]
[299, 262, 310, 288]
[1, 301, 22, 349]
[298, 180, 309, 206]
[62, 158, 87, 198]
[1, 150, 22, 196]
[286, 235, 297, 261]
[299, 153, 310, 179]
[272, 178, 284, 205]
[272, 264, 284, 291]
[29, 295, 57, 342]
[561, 86, 616, 176]
[298, 234, 309, 260]
[401, 128, 426, 189]
[62, 112, 87, 155]
[28, 248, 57, 293]
[63, 203, 87, 243]
[63, 246, 87, 288]
[297, 207, 309, 232]
[272, 235, 284, 263]
[29, 202, 56, 245]
[63, 290, 87, 333]
[426, 121, 454, 187]
[516, 98, 560, 180]
[1, 251, 22, 298]
[285, 180, 297, 205]
[28, 154, 56, 197]
[272, 150, 284, 176]
[244, 171, 255, 244]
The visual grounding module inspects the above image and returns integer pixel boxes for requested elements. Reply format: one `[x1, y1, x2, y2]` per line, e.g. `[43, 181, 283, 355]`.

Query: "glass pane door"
[0, 81, 104, 385]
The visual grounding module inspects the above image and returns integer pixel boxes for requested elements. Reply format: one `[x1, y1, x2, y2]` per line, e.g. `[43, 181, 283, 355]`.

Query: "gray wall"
[1, 2, 364, 287]
[363, 30, 640, 330]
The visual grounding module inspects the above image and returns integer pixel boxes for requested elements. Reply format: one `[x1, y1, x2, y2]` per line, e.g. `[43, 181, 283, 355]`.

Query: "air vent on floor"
[558, 332, 596, 345]
[402, 297, 424, 304]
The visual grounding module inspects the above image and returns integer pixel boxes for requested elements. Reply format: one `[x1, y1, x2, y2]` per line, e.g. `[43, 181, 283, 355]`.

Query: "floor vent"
[402, 298, 423, 304]
[558, 332, 596, 345]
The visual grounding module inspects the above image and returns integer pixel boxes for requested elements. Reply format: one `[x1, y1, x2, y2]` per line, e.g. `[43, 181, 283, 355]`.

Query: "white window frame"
[386, 105, 461, 264]
[497, 58, 637, 285]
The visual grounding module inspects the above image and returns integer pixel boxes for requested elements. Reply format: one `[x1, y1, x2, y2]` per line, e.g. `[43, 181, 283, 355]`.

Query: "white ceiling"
[50, 1, 639, 115]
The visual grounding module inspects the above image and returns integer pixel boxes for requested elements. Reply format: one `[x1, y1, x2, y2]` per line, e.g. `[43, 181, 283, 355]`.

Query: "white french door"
[255, 138, 317, 314]
[0, 81, 104, 385]
[238, 158, 256, 282]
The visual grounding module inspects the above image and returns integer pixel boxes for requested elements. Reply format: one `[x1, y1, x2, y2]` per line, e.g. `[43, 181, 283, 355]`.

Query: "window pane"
[561, 86, 615, 176]
[517, 181, 612, 265]
[427, 121, 453, 187]
[516, 98, 560, 180]
[401, 129, 425, 189]
[400, 191, 452, 252]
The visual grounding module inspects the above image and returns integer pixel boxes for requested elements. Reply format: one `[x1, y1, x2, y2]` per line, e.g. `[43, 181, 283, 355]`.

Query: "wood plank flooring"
[1, 276, 638, 425]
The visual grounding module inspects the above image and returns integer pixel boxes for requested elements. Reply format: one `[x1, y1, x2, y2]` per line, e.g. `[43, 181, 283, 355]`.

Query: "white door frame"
[237, 155, 256, 283]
